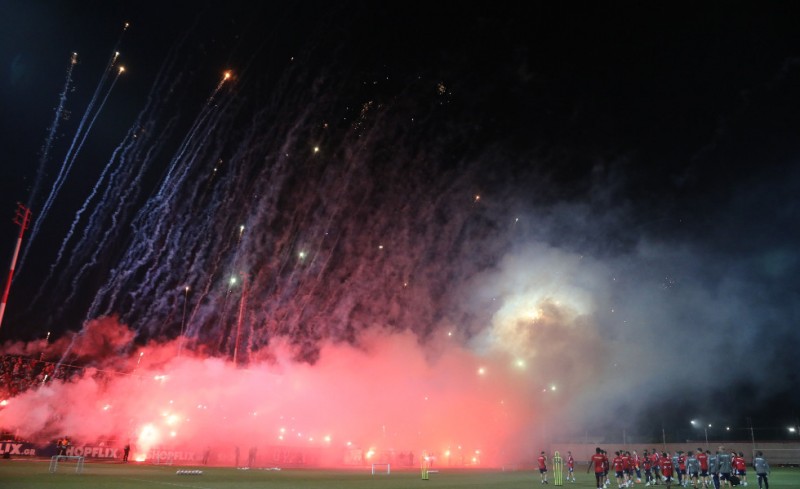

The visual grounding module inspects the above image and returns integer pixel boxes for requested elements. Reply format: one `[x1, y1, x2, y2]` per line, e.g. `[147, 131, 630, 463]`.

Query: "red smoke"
[1, 305, 602, 466]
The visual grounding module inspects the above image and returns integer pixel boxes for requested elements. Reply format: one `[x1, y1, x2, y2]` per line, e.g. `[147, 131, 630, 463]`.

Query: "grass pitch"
[0, 460, 798, 488]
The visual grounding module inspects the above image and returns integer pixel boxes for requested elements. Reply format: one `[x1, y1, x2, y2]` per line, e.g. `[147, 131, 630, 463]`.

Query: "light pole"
[178, 286, 189, 358]
[219, 275, 237, 346]
[233, 274, 248, 365]
[0, 203, 31, 330]
[691, 420, 710, 448]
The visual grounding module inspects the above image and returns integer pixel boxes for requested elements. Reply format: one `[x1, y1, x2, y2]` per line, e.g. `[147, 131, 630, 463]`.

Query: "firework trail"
[80, 53, 293, 337]
[78, 72, 239, 319]
[44, 66, 126, 258]
[58, 117, 178, 307]
[39, 63, 181, 303]
[19, 24, 130, 272]
[12, 21, 509, 372]
[43, 68, 125, 274]
[26, 52, 78, 210]
[46, 114, 180, 367]
[154, 70, 234, 198]
[84, 74, 238, 322]
[73, 42, 496, 366]
[211, 70, 233, 101]
[56, 36, 191, 312]
[28, 38, 189, 326]
[96, 96, 302, 336]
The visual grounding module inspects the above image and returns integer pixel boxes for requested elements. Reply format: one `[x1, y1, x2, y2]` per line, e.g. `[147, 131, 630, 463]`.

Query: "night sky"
[1, 1, 799, 450]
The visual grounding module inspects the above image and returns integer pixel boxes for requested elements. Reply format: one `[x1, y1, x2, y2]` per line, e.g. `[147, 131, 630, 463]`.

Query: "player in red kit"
[622, 451, 633, 487]
[633, 450, 643, 483]
[538, 451, 549, 484]
[642, 450, 653, 486]
[613, 451, 626, 488]
[651, 450, 662, 485]
[696, 448, 709, 488]
[678, 451, 687, 486]
[659, 452, 674, 489]
[734, 452, 748, 486]
[567, 451, 576, 483]
[587, 447, 608, 489]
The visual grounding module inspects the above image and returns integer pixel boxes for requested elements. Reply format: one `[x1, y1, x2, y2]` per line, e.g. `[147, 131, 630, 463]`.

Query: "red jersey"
[678, 454, 686, 470]
[567, 455, 574, 468]
[660, 458, 674, 477]
[612, 455, 624, 472]
[622, 454, 631, 470]
[591, 453, 607, 473]
[538, 455, 547, 470]
[642, 456, 652, 470]
[651, 452, 660, 465]
[697, 452, 709, 471]
[734, 456, 746, 471]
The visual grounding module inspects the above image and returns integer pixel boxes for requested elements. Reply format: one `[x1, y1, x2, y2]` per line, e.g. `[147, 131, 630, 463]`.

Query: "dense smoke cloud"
[1, 318, 555, 463]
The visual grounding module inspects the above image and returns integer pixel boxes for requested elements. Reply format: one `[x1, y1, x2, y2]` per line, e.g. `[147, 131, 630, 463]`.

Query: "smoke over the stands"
[0, 312, 593, 464]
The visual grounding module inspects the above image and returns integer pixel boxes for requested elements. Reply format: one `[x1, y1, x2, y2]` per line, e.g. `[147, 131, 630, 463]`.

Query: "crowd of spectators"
[0, 354, 82, 400]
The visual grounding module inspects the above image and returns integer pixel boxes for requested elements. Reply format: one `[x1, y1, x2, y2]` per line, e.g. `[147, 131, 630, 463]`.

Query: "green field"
[0, 460, 798, 489]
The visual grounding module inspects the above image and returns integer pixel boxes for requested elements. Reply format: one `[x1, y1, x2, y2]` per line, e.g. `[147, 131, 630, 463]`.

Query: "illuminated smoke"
[1, 318, 566, 464]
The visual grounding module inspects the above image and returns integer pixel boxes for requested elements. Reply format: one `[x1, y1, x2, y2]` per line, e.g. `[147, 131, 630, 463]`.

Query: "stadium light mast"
[232, 273, 248, 365]
[691, 420, 710, 448]
[0, 203, 32, 331]
[178, 285, 190, 358]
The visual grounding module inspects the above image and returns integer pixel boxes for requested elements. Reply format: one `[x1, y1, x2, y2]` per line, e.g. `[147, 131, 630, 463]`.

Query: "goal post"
[371, 463, 391, 475]
[48, 455, 85, 473]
